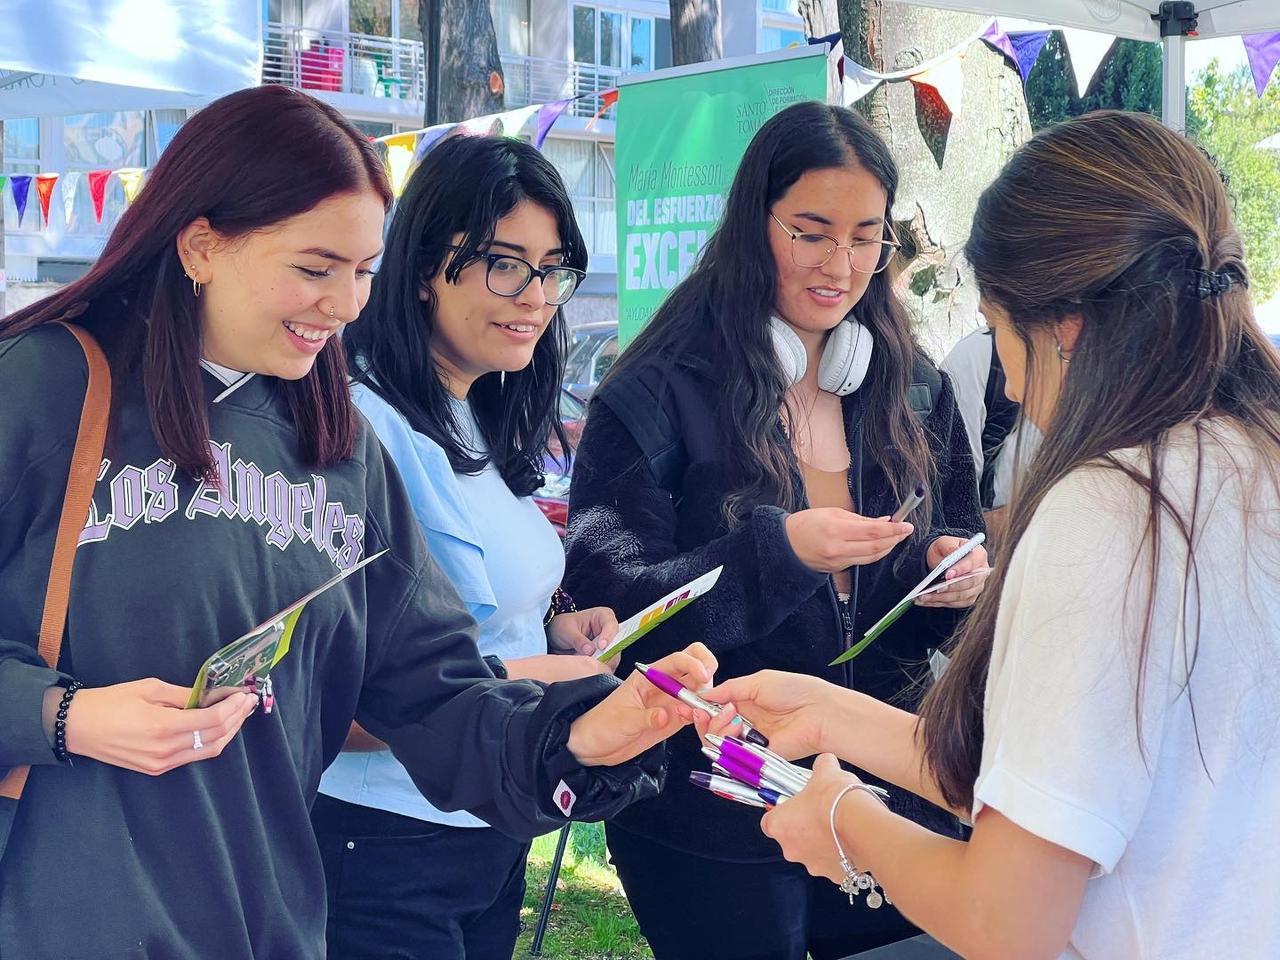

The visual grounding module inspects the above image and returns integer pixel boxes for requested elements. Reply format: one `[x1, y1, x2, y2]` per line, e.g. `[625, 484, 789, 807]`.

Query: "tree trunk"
[668, 0, 722, 66]
[420, 0, 506, 125]
[798, 0, 841, 101]
[819, 0, 1032, 354]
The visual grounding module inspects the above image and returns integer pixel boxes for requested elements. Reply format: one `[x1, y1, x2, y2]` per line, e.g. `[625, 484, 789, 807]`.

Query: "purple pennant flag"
[981, 20, 1017, 65]
[1243, 32, 1280, 98]
[1010, 31, 1052, 85]
[534, 98, 574, 150]
[10, 175, 32, 225]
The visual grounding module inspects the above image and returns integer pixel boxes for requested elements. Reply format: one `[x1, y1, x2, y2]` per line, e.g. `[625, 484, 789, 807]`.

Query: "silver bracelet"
[829, 782, 891, 909]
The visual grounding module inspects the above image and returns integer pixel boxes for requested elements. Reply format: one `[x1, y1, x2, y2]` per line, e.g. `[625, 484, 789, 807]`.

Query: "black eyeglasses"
[446, 246, 585, 306]
[770, 214, 900, 275]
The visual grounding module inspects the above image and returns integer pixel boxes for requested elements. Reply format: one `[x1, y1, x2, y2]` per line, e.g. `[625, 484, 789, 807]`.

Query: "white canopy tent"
[891, 1, 1280, 132]
[0, 0, 261, 119]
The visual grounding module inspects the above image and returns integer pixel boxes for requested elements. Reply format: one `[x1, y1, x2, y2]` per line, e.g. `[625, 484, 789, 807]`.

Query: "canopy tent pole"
[1162, 33, 1188, 133]
[1153, 1, 1200, 133]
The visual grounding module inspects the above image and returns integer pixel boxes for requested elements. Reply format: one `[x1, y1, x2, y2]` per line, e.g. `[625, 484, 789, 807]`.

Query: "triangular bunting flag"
[62, 171, 83, 226]
[494, 103, 539, 139]
[1009, 31, 1051, 84]
[980, 20, 1016, 64]
[1243, 32, 1280, 98]
[909, 53, 966, 118]
[35, 173, 59, 227]
[413, 123, 457, 160]
[586, 88, 619, 130]
[841, 58, 884, 106]
[88, 170, 110, 223]
[383, 132, 417, 151]
[116, 168, 145, 204]
[11, 175, 32, 225]
[386, 143, 415, 197]
[534, 98, 574, 149]
[1060, 27, 1115, 97]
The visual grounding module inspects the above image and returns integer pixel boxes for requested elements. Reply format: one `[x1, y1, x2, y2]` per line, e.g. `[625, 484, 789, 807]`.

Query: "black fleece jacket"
[564, 349, 983, 862]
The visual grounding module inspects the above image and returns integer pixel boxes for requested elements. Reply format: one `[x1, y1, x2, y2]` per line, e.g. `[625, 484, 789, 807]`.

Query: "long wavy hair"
[609, 101, 934, 528]
[0, 85, 392, 480]
[919, 111, 1280, 810]
[344, 135, 586, 497]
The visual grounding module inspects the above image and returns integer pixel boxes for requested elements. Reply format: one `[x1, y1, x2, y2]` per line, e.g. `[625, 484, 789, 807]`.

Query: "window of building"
[350, 0, 392, 36]
[492, 0, 530, 57]
[761, 0, 797, 12]
[541, 138, 616, 257]
[2, 117, 40, 233]
[761, 25, 805, 51]
[572, 5, 671, 72]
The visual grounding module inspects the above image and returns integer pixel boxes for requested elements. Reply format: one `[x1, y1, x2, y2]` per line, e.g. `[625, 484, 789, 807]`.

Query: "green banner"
[614, 49, 828, 345]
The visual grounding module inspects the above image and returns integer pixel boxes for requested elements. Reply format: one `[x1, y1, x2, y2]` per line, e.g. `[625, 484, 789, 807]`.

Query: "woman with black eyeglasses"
[312, 134, 623, 959]
[563, 101, 987, 959]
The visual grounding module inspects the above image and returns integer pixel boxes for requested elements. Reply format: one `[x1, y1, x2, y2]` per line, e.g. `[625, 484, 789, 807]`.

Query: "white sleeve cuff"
[974, 764, 1128, 876]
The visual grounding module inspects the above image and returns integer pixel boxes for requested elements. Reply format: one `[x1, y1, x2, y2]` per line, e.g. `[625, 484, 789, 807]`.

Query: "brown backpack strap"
[0, 322, 111, 800]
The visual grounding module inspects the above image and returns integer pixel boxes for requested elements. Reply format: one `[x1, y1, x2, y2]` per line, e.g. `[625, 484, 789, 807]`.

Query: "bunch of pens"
[631, 661, 890, 811]
[694, 734, 808, 808]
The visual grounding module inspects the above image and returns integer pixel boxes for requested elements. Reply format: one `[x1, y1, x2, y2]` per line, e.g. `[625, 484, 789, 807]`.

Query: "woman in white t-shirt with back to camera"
[698, 110, 1280, 959]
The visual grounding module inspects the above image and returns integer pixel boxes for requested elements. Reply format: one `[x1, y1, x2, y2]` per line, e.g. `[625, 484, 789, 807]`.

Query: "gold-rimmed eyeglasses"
[770, 214, 900, 275]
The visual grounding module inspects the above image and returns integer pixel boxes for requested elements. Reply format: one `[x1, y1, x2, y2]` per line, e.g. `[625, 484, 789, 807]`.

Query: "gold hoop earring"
[188, 264, 202, 298]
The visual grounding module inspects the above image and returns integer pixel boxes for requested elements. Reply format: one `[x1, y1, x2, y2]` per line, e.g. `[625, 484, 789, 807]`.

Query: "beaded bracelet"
[830, 782, 891, 909]
[52, 679, 83, 763]
[543, 586, 578, 627]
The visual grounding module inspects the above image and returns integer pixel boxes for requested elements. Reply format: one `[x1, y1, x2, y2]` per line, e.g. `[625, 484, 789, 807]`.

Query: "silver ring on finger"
[193, 730, 204, 751]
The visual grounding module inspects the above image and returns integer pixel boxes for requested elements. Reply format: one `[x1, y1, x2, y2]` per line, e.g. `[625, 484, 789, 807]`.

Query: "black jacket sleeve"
[890, 369, 985, 589]
[563, 396, 828, 658]
[353, 438, 665, 842]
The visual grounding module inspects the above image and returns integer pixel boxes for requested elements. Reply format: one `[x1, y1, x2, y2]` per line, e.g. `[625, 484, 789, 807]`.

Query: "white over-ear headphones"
[770, 316, 874, 396]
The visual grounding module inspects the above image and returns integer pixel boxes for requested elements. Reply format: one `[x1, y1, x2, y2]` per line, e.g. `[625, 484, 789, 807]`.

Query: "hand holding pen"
[634, 662, 770, 748]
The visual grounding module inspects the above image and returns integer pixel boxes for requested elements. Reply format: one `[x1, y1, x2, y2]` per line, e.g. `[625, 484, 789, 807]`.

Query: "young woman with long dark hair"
[312, 135, 621, 958]
[0, 85, 716, 958]
[562, 101, 987, 959]
[704, 111, 1280, 959]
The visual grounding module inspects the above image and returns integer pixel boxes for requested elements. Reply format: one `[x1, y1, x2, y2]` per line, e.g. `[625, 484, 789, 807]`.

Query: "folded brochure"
[595, 566, 723, 662]
[186, 549, 388, 708]
[830, 533, 988, 666]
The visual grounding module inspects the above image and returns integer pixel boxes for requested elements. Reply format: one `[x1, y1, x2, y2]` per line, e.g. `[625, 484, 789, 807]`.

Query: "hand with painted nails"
[785, 508, 913, 573]
[696, 670, 842, 762]
[914, 538, 990, 609]
[567, 643, 718, 767]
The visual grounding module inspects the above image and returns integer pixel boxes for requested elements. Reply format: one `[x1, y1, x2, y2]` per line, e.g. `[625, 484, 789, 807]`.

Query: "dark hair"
[0, 85, 392, 480]
[344, 134, 587, 496]
[920, 110, 1280, 810]
[609, 101, 935, 528]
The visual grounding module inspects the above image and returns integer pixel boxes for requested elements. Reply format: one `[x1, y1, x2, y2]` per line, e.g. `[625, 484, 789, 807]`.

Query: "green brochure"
[186, 549, 388, 708]
[595, 566, 723, 662]
[831, 534, 988, 666]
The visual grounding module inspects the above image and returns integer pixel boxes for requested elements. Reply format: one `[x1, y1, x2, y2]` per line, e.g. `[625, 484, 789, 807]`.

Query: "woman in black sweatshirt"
[0, 85, 713, 959]
[564, 101, 986, 960]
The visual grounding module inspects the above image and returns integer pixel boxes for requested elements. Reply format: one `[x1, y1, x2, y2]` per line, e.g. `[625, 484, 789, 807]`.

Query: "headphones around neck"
[769, 316, 875, 396]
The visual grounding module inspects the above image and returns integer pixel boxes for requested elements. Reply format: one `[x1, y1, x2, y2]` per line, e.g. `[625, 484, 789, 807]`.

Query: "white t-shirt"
[973, 419, 1280, 958]
[940, 329, 1041, 509]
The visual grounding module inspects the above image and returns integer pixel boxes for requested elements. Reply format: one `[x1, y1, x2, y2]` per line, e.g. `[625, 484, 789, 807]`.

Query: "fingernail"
[731, 715, 743, 725]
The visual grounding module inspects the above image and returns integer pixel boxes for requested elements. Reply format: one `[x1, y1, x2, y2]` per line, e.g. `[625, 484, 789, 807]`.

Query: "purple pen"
[702, 746, 796, 798]
[690, 772, 785, 807]
[634, 662, 770, 747]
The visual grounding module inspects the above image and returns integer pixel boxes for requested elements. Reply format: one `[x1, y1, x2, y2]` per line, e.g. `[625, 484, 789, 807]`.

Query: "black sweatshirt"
[0, 324, 663, 958]
[564, 348, 982, 862]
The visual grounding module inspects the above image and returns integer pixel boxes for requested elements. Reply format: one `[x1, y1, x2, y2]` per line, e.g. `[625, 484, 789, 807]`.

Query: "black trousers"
[606, 822, 919, 960]
[312, 793, 530, 960]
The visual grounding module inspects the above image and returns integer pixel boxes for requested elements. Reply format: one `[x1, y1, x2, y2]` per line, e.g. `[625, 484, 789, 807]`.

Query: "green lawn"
[514, 822, 653, 959]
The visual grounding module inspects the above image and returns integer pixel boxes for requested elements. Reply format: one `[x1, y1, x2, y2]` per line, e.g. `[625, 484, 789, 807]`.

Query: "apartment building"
[2, 0, 806, 320]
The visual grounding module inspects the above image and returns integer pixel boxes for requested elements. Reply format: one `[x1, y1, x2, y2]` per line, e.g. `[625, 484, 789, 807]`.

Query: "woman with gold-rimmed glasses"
[562, 100, 986, 959]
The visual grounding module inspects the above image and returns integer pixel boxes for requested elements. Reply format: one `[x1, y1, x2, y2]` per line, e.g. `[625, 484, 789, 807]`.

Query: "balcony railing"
[263, 22, 426, 104]
[263, 23, 621, 121]
[499, 55, 625, 118]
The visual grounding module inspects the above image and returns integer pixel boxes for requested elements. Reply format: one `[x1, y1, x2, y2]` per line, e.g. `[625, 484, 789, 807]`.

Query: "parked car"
[535, 388, 589, 539]
[563, 320, 618, 402]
